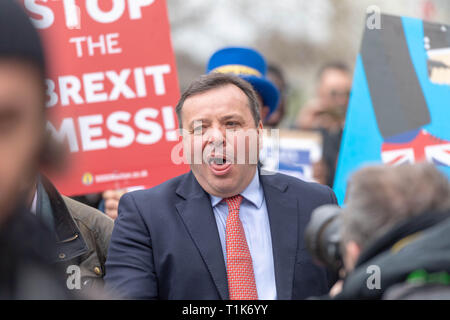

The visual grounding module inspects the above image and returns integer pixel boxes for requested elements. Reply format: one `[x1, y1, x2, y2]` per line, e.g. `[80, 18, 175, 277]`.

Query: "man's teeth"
[209, 157, 228, 165]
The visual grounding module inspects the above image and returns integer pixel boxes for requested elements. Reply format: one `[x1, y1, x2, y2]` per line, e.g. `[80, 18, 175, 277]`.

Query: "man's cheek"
[183, 135, 205, 165]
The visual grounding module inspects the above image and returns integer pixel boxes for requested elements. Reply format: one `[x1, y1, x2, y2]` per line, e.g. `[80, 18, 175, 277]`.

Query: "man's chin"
[208, 185, 240, 198]
[194, 172, 237, 198]
[192, 164, 257, 198]
[207, 161, 232, 176]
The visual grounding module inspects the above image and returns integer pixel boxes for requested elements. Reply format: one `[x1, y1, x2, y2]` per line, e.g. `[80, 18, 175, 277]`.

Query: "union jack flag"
[381, 130, 450, 167]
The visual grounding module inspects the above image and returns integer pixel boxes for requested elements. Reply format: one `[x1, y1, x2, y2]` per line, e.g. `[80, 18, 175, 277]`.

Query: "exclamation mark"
[64, 0, 82, 30]
[162, 106, 177, 141]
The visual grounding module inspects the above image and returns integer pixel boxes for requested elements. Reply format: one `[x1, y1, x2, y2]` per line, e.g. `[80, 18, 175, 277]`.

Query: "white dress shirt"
[209, 171, 277, 300]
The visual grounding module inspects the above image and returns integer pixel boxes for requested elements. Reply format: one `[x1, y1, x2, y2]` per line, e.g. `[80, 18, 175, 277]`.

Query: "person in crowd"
[0, 0, 73, 299]
[101, 46, 281, 220]
[296, 62, 352, 132]
[0, 0, 114, 296]
[334, 163, 450, 299]
[100, 189, 127, 220]
[105, 73, 338, 299]
[265, 63, 287, 128]
[206, 47, 280, 124]
[29, 174, 114, 292]
[296, 99, 337, 132]
[296, 62, 352, 187]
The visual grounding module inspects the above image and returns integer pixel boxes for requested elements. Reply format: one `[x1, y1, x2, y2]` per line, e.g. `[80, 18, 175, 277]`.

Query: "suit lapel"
[175, 172, 229, 300]
[260, 173, 298, 300]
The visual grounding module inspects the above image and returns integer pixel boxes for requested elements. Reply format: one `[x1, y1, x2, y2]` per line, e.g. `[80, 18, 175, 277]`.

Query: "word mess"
[49, 106, 178, 152]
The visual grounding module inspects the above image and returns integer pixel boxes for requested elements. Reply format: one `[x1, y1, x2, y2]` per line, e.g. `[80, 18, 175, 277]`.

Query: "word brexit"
[46, 64, 171, 107]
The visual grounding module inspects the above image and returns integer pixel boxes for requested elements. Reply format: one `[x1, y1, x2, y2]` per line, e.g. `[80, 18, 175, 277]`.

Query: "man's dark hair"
[175, 73, 261, 128]
[317, 61, 351, 81]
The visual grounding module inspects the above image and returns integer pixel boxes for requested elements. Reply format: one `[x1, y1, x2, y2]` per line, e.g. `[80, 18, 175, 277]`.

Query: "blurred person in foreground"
[333, 163, 450, 299]
[0, 0, 113, 297]
[296, 62, 352, 188]
[105, 73, 338, 299]
[101, 47, 282, 220]
[0, 0, 71, 298]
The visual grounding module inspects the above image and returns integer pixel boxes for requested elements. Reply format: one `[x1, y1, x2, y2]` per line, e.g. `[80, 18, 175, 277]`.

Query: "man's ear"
[257, 121, 264, 151]
[258, 120, 264, 131]
[178, 127, 192, 165]
[344, 241, 361, 272]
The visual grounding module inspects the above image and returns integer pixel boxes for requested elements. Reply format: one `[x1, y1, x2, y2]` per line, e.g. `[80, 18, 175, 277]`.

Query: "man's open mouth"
[207, 155, 232, 176]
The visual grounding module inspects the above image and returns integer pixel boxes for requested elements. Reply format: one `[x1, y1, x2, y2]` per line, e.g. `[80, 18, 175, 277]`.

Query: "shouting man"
[105, 73, 337, 299]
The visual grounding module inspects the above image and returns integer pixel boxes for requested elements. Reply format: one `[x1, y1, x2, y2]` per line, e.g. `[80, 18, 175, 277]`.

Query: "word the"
[69, 33, 122, 58]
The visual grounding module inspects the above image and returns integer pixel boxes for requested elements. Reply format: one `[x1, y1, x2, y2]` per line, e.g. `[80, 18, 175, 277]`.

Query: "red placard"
[21, 0, 188, 195]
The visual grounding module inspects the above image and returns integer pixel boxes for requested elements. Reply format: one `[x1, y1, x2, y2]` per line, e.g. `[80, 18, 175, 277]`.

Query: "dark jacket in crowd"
[0, 206, 73, 299]
[335, 209, 450, 299]
[37, 177, 114, 291]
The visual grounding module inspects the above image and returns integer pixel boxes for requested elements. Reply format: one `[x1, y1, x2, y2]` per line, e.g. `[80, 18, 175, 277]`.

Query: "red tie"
[225, 195, 258, 300]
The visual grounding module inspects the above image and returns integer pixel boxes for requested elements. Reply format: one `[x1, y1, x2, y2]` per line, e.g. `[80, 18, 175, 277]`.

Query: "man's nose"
[205, 127, 226, 147]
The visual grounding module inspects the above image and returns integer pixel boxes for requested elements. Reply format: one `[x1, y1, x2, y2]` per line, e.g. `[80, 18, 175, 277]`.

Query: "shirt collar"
[210, 169, 264, 209]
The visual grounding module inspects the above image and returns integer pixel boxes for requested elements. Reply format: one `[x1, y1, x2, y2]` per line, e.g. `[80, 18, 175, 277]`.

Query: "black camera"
[304, 204, 343, 273]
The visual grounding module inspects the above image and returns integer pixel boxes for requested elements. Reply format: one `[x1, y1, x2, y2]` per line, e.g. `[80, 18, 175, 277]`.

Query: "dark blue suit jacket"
[105, 170, 338, 299]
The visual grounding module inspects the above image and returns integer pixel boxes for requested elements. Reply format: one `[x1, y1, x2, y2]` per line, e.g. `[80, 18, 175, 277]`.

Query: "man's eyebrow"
[220, 114, 245, 122]
[188, 118, 211, 128]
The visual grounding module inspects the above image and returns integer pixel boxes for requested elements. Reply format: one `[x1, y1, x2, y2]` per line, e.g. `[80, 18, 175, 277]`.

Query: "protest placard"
[22, 0, 188, 195]
[334, 14, 450, 204]
[261, 129, 322, 181]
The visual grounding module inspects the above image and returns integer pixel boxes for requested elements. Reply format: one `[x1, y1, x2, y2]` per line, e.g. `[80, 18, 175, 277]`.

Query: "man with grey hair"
[334, 163, 450, 299]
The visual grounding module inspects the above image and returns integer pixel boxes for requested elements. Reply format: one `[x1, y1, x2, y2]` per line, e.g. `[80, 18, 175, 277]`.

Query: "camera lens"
[305, 204, 343, 272]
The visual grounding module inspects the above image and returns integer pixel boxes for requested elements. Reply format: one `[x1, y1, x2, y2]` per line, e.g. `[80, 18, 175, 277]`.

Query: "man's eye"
[193, 126, 204, 134]
[226, 121, 239, 127]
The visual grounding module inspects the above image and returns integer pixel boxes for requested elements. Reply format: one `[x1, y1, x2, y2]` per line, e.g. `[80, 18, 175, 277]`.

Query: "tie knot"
[224, 194, 243, 211]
